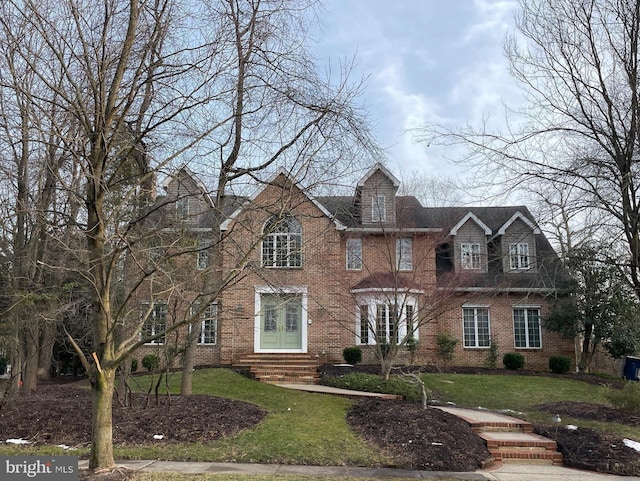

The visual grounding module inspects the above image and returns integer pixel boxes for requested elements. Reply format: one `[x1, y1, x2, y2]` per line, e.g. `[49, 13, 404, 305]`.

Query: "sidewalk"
[78, 459, 640, 480]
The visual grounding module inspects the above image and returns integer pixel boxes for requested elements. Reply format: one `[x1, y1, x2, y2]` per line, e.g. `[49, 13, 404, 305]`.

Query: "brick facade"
[133, 164, 574, 372]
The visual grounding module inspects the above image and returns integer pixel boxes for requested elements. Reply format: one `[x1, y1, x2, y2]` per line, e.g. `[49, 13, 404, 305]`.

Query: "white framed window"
[396, 238, 413, 271]
[176, 196, 189, 219]
[262, 215, 302, 268]
[356, 298, 417, 345]
[509, 243, 530, 270]
[372, 195, 386, 222]
[513, 307, 541, 348]
[358, 304, 370, 344]
[463, 307, 490, 348]
[346, 238, 363, 270]
[197, 239, 208, 270]
[198, 303, 218, 345]
[142, 302, 167, 345]
[461, 243, 481, 269]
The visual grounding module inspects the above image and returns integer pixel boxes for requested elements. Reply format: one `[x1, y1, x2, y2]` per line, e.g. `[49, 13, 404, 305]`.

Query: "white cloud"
[312, 0, 523, 178]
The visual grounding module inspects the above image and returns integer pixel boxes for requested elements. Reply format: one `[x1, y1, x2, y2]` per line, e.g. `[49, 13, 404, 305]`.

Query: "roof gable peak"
[356, 163, 400, 188]
[497, 211, 541, 235]
[449, 211, 492, 236]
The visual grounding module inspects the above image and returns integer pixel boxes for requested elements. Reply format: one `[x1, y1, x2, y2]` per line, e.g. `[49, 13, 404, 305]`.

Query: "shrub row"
[320, 372, 422, 402]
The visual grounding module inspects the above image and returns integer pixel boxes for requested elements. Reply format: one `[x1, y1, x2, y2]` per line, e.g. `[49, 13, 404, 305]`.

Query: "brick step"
[257, 374, 320, 384]
[234, 354, 320, 384]
[249, 364, 319, 371]
[480, 432, 557, 451]
[479, 431, 562, 465]
[472, 422, 533, 433]
[489, 448, 563, 464]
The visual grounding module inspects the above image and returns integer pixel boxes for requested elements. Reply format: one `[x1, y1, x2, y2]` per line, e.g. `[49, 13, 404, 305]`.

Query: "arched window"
[262, 215, 302, 268]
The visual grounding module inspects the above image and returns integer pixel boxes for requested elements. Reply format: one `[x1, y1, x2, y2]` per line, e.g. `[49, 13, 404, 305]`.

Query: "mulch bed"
[0, 383, 266, 447]
[346, 398, 492, 471]
[535, 401, 640, 476]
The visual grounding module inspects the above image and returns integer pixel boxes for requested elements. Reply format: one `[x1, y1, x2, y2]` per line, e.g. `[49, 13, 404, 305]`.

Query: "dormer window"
[262, 215, 302, 268]
[176, 196, 189, 219]
[460, 243, 481, 270]
[372, 195, 386, 222]
[509, 243, 530, 270]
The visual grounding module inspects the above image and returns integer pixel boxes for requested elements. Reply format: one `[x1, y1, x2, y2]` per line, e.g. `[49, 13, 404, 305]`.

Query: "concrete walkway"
[78, 459, 640, 480]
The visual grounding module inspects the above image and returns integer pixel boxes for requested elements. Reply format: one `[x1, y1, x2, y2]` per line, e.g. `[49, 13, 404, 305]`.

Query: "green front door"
[260, 294, 302, 350]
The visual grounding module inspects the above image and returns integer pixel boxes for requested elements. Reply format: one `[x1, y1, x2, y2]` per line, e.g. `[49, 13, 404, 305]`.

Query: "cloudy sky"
[311, 0, 524, 180]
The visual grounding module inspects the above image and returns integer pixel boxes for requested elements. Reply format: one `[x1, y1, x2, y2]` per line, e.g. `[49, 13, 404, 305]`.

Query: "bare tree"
[0, 0, 376, 472]
[421, 0, 640, 298]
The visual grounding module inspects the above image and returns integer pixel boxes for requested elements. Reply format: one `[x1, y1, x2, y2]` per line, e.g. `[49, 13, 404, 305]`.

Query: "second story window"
[461, 243, 481, 269]
[372, 195, 386, 222]
[346, 238, 363, 270]
[509, 243, 530, 270]
[197, 239, 208, 270]
[396, 237, 413, 271]
[176, 196, 189, 220]
[262, 215, 302, 268]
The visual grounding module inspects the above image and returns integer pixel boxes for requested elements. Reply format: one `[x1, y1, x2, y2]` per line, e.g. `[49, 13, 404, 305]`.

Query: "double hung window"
[197, 239, 208, 270]
[372, 195, 386, 222]
[461, 243, 481, 269]
[346, 238, 363, 270]
[509, 243, 530, 270]
[198, 303, 218, 345]
[396, 238, 413, 271]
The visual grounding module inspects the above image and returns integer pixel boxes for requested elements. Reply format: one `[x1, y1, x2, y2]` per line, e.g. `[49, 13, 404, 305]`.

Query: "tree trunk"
[38, 322, 56, 381]
[116, 359, 132, 407]
[579, 324, 594, 372]
[89, 367, 116, 471]
[180, 321, 201, 395]
[22, 325, 39, 395]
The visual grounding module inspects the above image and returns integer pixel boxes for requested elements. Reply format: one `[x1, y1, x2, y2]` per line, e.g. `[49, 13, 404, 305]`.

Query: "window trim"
[261, 215, 303, 268]
[355, 295, 418, 346]
[141, 302, 167, 345]
[396, 237, 413, 271]
[176, 196, 189, 220]
[346, 238, 363, 270]
[197, 303, 218, 345]
[197, 238, 208, 270]
[509, 242, 530, 270]
[460, 242, 481, 270]
[372, 195, 386, 222]
[513, 306, 542, 349]
[462, 306, 491, 348]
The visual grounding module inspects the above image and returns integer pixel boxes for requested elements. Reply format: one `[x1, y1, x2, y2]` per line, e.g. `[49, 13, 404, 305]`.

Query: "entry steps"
[233, 353, 320, 384]
[435, 406, 563, 465]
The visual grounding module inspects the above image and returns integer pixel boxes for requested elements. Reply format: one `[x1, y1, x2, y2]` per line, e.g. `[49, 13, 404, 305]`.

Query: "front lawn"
[116, 369, 386, 466]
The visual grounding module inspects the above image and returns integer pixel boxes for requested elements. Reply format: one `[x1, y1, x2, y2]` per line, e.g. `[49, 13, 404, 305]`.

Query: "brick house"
[134, 163, 573, 379]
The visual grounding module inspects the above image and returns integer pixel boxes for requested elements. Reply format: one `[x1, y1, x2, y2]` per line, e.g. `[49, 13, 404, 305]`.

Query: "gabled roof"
[420, 206, 539, 236]
[497, 211, 541, 235]
[449, 212, 492, 236]
[356, 162, 400, 188]
[162, 165, 214, 207]
[220, 168, 347, 231]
